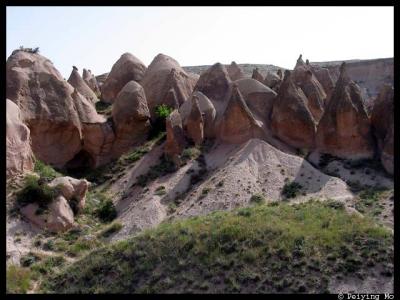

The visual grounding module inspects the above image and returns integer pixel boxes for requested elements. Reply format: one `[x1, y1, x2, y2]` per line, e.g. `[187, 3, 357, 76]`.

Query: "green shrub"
[154, 186, 167, 196]
[16, 175, 58, 208]
[6, 265, 32, 294]
[250, 194, 266, 205]
[149, 104, 173, 138]
[182, 147, 201, 162]
[281, 181, 302, 199]
[98, 222, 123, 238]
[20, 253, 41, 267]
[96, 199, 117, 223]
[95, 101, 112, 115]
[34, 160, 60, 181]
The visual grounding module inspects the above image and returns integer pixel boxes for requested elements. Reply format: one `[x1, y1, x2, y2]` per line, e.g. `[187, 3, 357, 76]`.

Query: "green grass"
[7, 265, 32, 294]
[182, 147, 201, 162]
[16, 175, 59, 209]
[34, 160, 61, 180]
[97, 222, 123, 239]
[354, 188, 389, 219]
[249, 194, 266, 205]
[42, 200, 393, 293]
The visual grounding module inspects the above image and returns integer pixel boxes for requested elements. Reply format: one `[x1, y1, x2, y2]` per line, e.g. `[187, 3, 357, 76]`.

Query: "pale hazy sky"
[6, 6, 394, 78]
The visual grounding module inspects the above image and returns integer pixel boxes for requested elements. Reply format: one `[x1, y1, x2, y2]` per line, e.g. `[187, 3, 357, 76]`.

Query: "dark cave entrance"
[64, 149, 95, 178]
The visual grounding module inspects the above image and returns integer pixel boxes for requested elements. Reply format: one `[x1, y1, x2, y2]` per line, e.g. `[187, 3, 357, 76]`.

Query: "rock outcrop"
[68, 66, 99, 104]
[218, 84, 264, 144]
[82, 68, 101, 95]
[95, 72, 109, 87]
[271, 70, 316, 150]
[371, 85, 394, 174]
[111, 81, 151, 158]
[179, 91, 216, 138]
[264, 71, 282, 92]
[185, 97, 204, 145]
[251, 68, 264, 83]
[194, 63, 232, 102]
[310, 65, 335, 102]
[141, 54, 197, 120]
[316, 63, 374, 160]
[165, 110, 186, 165]
[293, 66, 327, 122]
[6, 99, 34, 178]
[6, 50, 87, 167]
[227, 61, 245, 81]
[101, 53, 146, 103]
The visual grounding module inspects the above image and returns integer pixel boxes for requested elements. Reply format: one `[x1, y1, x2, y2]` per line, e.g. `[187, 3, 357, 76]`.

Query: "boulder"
[185, 96, 204, 145]
[82, 68, 101, 95]
[271, 70, 316, 150]
[234, 78, 277, 123]
[316, 63, 374, 160]
[6, 99, 34, 178]
[48, 176, 89, 213]
[227, 61, 245, 81]
[68, 66, 99, 104]
[194, 63, 232, 102]
[141, 54, 197, 120]
[165, 110, 186, 165]
[371, 84, 394, 174]
[251, 68, 264, 83]
[20, 195, 75, 233]
[293, 66, 327, 122]
[179, 91, 216, 138]
[6, 50, 85, 167]
[101, 53, 146, 103]
[218, 84, 264, 144]
[111, 81, 151, 158]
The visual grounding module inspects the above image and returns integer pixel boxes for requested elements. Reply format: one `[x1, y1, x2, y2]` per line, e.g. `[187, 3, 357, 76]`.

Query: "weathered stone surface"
[194, 63, 232, 102]
[111, 81, 151, 158]
[310, 65, 335, 103]
[82, 68, 101, 95]
[48, 176, 90, 213]
[234, 78, 277, 123]
[141, 54, 197, 120]
[20, 195, 74, 233]
[293, 66, 327, 122]
[271, 70, 316, 150]
[316, 63, 374, 159]
[95, 72, 109, 87]
[251, 68, 264, 83]
[218, 84, 264, 144]
[185, 97, 204, 145]
[264, 71, 282, 92]
[101, 53, 146, 103]
[68, 66, 98, 104]
[165, 110, 186, 165]
[6, 50, 87, 167]
[179, 91, 216, 138]
[371, 85, 394, 174]
[227, 61, 245, 81]
[6, 99, 34, 178]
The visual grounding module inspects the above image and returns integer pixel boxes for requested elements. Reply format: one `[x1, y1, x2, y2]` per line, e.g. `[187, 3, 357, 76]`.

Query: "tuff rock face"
[165, 110, 186, 165]
[6, 50, 92, 167]
[217, 84, 264, 144]
[264, 71, 282, 92]
[251, 68, 264, 83]
[293, 66, 327, 122]
[371, 85, 394, 174]
[101, 53, 146, 103]
[82, 68, 101, 95]
[95, 72, 109, 87]
[271, 70, 316, 150]
[179, 91, 217, 138]
[194, 63, 232, 102]
[316, 63, 375, 160]
[227, 61, 245, 81]
[111, 81, 151, 158]
[234, 78, 277, 124]
[310, 65, 335, 102]
[68, 66, 99, 104]
[141, 54, 197, 119]
[185, 96, 204, 145]
[6, 99, 34, 178]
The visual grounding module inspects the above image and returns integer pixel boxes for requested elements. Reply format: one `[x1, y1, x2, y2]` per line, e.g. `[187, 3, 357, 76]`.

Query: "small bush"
[149, 104, 173, 138]
[95, 101, 112, 114]
[6, 265, 32, 294]
[34, 160, 60, 181]
[182, 147, 201, 162]
[250, 194, 266, 205]
[154, 186, 167, 196]
[98, 222, 123, 238]
[281, 181, 302, 199]
[96, 199, 117, 223]
[16, 175, 58, 208]
[20, 253, 41, 267]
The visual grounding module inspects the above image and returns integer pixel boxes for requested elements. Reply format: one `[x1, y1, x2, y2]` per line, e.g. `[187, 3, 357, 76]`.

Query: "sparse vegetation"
[249, 194, 265, 205]
[154, 186, 167, 196]
[281, 181, 302, 199]
[135, 156, 176, 187]
[34, 160, 61, 181]
[95, 101, 112, 115]
[42, 201, 393, 293]
[95, 198, 117, 223]
[182, 147, 201, 162]
[16, 175, 58, 208]
[7, 265, 32, 294]
[97, 222, 123, 238]
[149, 104, 173, 138]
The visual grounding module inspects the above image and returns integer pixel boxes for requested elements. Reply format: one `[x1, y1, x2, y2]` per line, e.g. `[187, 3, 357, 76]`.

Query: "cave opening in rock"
[64, 149, 95, 178]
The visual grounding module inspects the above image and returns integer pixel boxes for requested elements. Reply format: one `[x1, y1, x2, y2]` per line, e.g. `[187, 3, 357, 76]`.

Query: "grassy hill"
[40, 200, 392, 293]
